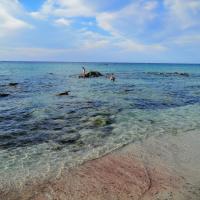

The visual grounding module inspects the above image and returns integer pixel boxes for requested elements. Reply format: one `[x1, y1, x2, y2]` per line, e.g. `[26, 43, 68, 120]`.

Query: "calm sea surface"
[0, 62, 200, 187]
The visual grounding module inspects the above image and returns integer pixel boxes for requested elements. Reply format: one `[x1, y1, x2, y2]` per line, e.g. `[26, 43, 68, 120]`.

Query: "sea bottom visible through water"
[0, 62, 200, 189]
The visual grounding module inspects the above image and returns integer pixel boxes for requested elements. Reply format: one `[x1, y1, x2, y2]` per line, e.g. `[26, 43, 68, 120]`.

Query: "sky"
[0, 0, 200, 63]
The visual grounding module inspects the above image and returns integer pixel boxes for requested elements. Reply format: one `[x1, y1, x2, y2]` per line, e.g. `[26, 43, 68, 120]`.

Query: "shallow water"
[0, 62, 200, 188]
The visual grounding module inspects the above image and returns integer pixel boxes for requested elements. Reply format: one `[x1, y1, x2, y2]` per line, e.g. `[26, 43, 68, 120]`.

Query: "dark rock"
[56, 91, 70, 96]
[9, 83, 18, 86]
[124, 89, 135, 92]
[86, 101, 94, 104]
[57, 133, 80, 144]
[79, 71, 103, 78]
[53, 126, 64, 131]
[0, 93, 10, 97]
[146, 72, 189, 77]
[0, 134, 14, 140]
[179, 72, 189, 77]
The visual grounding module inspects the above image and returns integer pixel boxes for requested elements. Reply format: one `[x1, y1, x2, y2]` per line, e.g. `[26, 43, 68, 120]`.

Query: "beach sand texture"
[1, 130, 200, 200]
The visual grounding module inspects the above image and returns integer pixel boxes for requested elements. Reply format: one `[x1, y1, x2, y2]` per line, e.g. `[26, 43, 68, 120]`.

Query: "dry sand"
[1, 130, 200, 200]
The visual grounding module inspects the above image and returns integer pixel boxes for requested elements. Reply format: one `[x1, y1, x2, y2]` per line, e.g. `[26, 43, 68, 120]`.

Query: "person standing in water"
[82, 66, 86, 77]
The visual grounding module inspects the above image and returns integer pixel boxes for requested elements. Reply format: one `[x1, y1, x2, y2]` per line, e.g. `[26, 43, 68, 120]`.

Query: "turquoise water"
[0, 62, 200, 188]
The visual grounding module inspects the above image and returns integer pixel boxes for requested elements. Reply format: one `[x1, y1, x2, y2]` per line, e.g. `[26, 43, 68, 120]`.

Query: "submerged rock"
[124, 89, 135, 92]
[91, 116, 112, 127]
[57, 133, 81, 144]
[8, 83, 18, 86]
[176, 72, 189, 77]
[56, 91, 70, 96]
[50, 143, 63, 151]
[79, 71, 103, 78]
[0, 93, 10, 97]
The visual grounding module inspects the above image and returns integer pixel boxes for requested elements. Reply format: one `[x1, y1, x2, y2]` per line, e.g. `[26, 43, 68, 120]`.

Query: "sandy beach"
[1, 130, 200, 200]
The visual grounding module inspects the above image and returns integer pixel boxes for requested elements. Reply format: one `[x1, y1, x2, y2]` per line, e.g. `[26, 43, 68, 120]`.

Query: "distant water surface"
[0, 62, 200, 188]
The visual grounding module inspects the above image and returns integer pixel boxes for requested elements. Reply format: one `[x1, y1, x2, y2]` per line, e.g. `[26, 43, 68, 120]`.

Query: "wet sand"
[1, 130, 200, 200]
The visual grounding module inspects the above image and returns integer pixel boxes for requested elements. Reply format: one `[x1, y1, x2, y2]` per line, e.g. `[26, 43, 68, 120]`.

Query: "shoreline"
[1, 130, 200, 200]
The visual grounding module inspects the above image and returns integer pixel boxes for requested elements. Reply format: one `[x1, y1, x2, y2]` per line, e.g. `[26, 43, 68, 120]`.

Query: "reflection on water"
[0, 62, 200, 188]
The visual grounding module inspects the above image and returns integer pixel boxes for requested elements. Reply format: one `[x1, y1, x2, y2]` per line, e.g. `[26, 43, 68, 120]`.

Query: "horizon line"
[0, 60, 200, 65]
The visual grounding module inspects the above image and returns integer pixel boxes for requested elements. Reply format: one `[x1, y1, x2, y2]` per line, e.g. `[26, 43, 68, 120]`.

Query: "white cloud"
[31, 0, 166, 53]
[83, 39, 109, 49]
[54, 18, 72, 26]
[81, 21, 95, 26]
[116, 38, 166, 52]
[0, 0, 32, 37]
[31, 0, 96, 19]
[2, 0, 200, 62]
[96, 0, 158, 36]
[30, 0, 162, 52]
[144, 1, 158, 10]
[81, 31, 109, 49]
[96, 12, 116, 35]
[0, 47, 72, 61]
[164, 0, 200, 29]
[77, 29, 166, 53]
[94, 1, 166, 53]
[171, 34, 200, 45]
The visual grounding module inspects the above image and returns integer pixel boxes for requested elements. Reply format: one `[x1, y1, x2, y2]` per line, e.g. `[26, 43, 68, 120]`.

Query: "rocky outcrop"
[174, 72, 189, 77]
[79, 71, 103, 78]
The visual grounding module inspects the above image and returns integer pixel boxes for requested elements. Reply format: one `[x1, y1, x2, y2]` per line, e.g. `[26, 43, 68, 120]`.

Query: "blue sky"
[0, 0, 200, 63]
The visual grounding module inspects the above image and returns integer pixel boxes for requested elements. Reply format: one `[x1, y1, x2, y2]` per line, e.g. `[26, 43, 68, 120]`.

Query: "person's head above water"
[110, 73, 115, 81]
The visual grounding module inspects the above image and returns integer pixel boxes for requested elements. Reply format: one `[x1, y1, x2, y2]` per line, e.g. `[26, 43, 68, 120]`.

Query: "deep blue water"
[0, 62, 200, 187]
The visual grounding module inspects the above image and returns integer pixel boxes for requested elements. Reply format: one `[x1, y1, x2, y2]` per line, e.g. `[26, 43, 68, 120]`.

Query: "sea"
[0, 62, 200, 188]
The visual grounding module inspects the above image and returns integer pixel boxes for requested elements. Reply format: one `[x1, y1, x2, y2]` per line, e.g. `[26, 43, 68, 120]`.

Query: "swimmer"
[110, 73, 116, 82]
